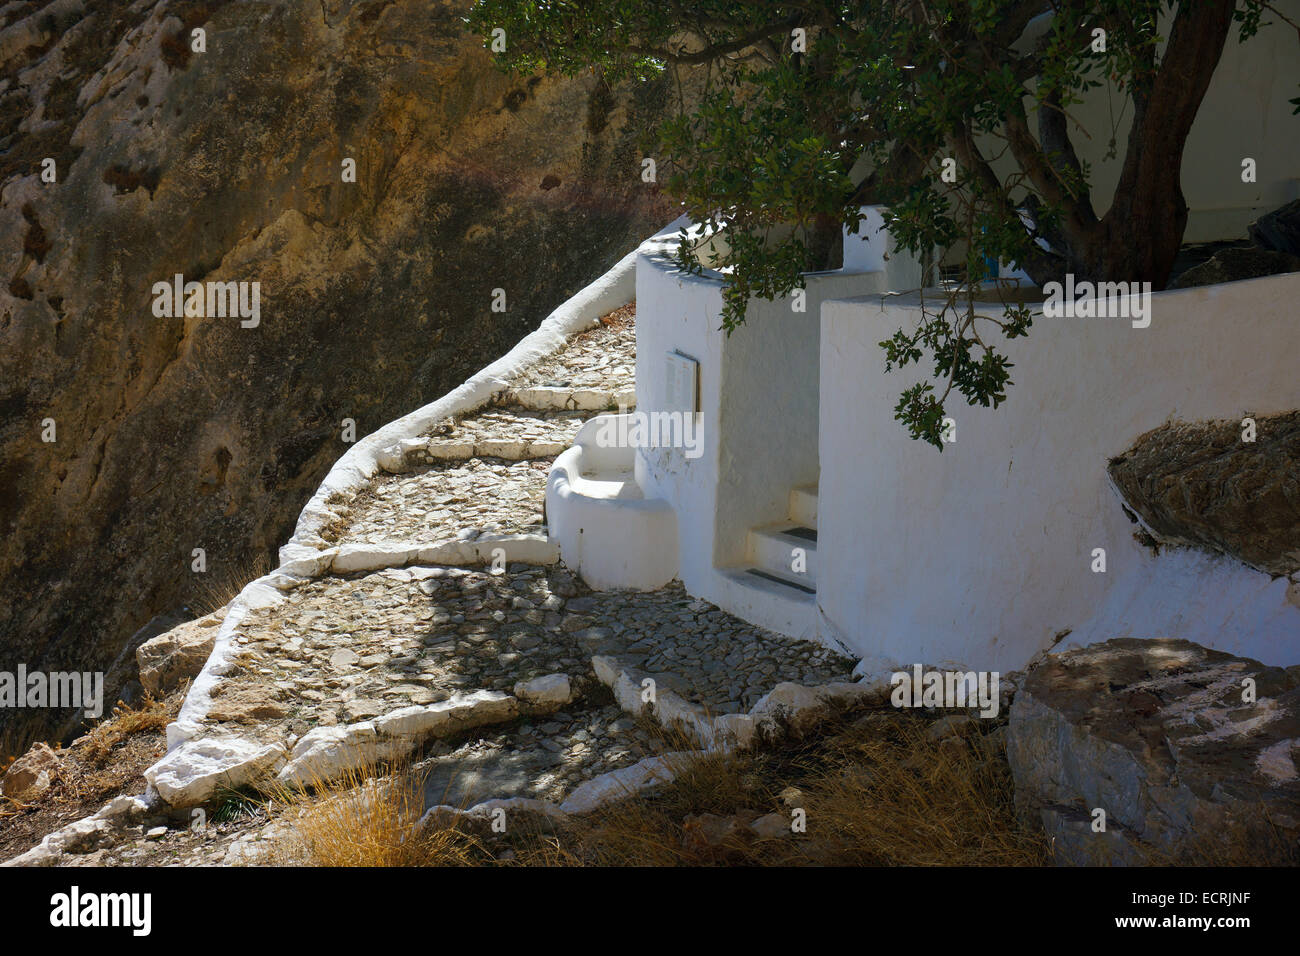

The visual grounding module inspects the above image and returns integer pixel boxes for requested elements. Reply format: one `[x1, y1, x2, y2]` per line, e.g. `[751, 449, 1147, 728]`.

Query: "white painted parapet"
[817, 272, 1300, 672]
[546, 415, 678, 590]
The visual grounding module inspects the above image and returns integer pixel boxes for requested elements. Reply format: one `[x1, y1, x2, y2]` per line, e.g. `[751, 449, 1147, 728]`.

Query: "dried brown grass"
[254, 704, 1295, 868]
[189, 552, 270, 617]
[264, 760, 489, 867]
[499, 707, 1050, 867]
[80, 692, 177, 765]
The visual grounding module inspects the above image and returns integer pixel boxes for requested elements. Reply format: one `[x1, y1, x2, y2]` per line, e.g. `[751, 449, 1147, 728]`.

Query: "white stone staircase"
[716, 483, 820, 637]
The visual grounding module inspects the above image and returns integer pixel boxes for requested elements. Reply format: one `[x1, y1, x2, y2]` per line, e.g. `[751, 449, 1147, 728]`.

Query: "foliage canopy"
[468, 1, 1293, 446]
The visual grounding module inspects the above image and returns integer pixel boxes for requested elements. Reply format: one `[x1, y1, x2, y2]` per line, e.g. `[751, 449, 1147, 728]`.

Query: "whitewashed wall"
[817, 272, 1300, 673]
[634, 222, 916, 634]
[633, 234, 726, 602]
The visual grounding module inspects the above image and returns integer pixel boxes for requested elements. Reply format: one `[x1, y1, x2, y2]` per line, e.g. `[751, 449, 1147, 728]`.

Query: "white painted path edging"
[281, 242, 643, 564]
[149, 234, 660, 806]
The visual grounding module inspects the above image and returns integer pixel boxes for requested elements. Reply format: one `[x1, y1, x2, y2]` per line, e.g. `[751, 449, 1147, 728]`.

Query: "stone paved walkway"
[11, 300, 870, 868]
[202, 565, 853, 804]
[319, 315, 632, 545]
[416, 702, 656, 807]
[323, 458, 551, 546]
[510, 303, 635, 393]
[118, 301, 861, 864]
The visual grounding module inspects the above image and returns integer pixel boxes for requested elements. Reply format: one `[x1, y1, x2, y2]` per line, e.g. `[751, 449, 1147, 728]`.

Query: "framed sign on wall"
[664, 350, 699, 415]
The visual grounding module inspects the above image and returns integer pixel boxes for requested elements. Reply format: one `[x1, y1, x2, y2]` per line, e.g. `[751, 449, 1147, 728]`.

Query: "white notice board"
[664, 351, 699, 414]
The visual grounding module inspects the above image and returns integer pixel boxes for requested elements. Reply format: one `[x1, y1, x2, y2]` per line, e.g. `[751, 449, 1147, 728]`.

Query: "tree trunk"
[1075, 0, 1237, 288]
[807, 212, 843, 271]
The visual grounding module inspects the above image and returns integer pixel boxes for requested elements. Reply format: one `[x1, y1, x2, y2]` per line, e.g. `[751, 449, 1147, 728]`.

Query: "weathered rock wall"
[1107, 412, 1300, 576]
[0, 0, 678, 753]
[1008, 638, 1300, 865]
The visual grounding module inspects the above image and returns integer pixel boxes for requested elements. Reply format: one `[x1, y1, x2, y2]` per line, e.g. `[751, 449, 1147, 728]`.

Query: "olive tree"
[467, 0, 1295, 446]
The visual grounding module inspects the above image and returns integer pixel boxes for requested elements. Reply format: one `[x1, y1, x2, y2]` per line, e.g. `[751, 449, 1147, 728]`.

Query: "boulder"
[925, 714, 978, 741]
[749, 681, 884, 734]
[559, 752, 701, 815]
[1, 742, 62, 799]
[1107, 412, 1300, 575]
[136, 610, 226, 696]
[1007, 638, 1300, 865]
[1249, 198, 1300, 257]
[513, 673, 573, 708]
[681, 811, 754, 851]
[2, 818, 114, 867]
[416, 796, 567, 836]
[749, 812, 794, 840]
[1168, 246, 1300, 288]
[1, 794, 152, 867]
[145, 736, 287, 807]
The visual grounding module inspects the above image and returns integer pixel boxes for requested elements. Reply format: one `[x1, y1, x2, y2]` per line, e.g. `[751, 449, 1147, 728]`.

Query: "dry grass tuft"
[189, 552, 270, 617]
[502, 707, 1049, 867]
[80, 693, 176, 765]
[265, 760, 488, 867]
[783, 710, 1048, 865]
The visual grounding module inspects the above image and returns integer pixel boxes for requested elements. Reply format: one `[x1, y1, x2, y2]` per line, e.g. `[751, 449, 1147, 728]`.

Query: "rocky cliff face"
[0, 0, 677, 753]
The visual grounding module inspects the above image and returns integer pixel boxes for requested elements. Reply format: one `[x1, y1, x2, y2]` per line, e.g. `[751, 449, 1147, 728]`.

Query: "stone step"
[504, 385, 636, 412]
[389, 406, 592, 469]
[744, 567, 816, 596]
[329, 457, 552, 547]
[747, 524, 818, 588]
[788, 484, 819, 527]
[508, 306, 636, 397]
[715, 566, 818, 639]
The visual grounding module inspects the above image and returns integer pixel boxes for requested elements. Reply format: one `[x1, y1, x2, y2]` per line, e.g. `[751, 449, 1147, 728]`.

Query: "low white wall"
[818, 272, 1300, 672]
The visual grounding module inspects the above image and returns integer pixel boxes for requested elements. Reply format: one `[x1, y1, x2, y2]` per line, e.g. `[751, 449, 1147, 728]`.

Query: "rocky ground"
[0, 689, 182, 863]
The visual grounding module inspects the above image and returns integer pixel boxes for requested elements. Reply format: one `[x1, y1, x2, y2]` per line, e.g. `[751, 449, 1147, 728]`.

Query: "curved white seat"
[546, 415, 678, 590]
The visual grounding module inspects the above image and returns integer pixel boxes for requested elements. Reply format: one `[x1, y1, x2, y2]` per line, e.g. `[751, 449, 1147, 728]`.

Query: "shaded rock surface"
[1108, 412, 1300, 575]
[1167, 245, 1300, 288]
[0, 0, 680, 753]
[1250, 198, 1300, 257]
[1007, 638, 1300, 865]
[135, 607, 226, 695]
